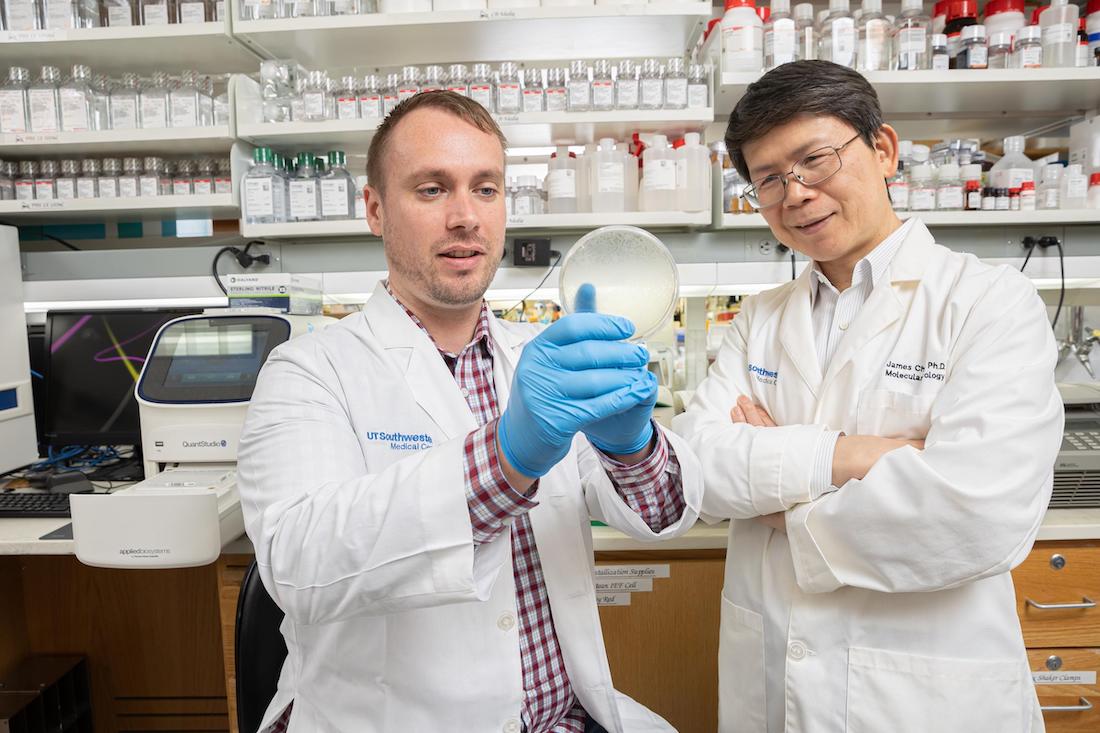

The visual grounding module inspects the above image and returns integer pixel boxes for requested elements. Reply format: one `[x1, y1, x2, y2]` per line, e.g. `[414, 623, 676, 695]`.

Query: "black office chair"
[235, 560, 288, 733]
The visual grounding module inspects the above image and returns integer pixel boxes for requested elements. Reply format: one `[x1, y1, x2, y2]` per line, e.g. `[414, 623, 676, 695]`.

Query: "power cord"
[0, 219, 81, 251]
[500, 250, 562, 321]
[212, 240, 271, 295]
[1020, 235, 1065, 332]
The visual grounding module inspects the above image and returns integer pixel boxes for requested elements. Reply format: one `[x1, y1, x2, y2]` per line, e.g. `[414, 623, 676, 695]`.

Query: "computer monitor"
[44, 308, 200, 448]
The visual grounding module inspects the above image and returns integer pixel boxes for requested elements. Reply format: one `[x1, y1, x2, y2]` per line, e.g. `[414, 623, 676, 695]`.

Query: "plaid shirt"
[265, 290, 685, 733]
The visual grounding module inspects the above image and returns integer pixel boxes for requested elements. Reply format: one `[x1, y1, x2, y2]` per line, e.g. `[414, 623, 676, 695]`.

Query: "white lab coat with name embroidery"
[673, 220, 1063, 732]
[237, 283, 703, 733]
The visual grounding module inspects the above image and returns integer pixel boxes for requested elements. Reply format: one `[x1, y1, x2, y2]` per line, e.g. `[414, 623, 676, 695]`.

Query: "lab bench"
[1, 510, 1098, 732]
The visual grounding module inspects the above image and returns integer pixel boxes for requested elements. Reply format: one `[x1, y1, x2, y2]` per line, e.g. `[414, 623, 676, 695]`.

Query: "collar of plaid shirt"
[384, 280, 495, 365]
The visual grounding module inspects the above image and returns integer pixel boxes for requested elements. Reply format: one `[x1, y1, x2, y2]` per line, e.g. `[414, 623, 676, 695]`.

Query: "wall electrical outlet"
[757, 239, 775, 256]
[513, 237, 551, 266]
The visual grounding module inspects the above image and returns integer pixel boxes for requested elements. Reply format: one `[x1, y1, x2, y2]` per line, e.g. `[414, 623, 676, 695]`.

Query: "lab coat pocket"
[845, 647, 1024, 733]
[718, 596, 766, 733]
[855, 389, 934, 440]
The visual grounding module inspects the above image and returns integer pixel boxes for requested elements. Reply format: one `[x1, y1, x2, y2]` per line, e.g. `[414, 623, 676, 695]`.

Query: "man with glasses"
[674, 61, 1062, 731]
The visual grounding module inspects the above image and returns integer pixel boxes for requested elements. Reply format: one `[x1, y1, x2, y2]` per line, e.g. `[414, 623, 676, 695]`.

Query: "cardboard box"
[225, 273, 322, 315]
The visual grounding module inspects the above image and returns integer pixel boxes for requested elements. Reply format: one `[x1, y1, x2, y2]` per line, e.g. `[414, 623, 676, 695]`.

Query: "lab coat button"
[461, 387, 470, 397]
[497, 613, 516, 631]
[503, 718, 521, 733]
[789, 641, 807, 660]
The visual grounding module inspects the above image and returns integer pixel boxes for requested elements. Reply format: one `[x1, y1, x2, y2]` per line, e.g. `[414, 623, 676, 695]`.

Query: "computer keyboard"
[0, 492, 72, 518]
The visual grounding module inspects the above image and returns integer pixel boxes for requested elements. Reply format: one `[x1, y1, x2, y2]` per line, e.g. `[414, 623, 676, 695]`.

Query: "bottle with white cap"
[592, 138, 626, 214]
[893, 0, 931, 69]
[765, 0, 799, 69]
[989, 135, 1034, 191]
[935, 161, 963, 211]
[1060, 163, 1089, 208]
[513, 175, 542, 217]
[676, 132, 711, 212]
[820, 0, 857, 67]
[641, 134, 677, 211]
[1012, 25, 1043, 67]
[547, 146, 578, 214]
[888, 139, 912, 210]
[1037, 163, 1063, 209]
[957, 24, 988, 68]
[1040, 0, 1079, 67]
[794, 3, 818, 59]
[908, 144, 935, 211]
[857, 0, 892, 69]
[987, 31, 1013, 67]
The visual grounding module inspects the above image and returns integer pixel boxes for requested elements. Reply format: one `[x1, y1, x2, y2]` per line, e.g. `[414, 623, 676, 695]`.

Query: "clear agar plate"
[558, 225, 679, 342]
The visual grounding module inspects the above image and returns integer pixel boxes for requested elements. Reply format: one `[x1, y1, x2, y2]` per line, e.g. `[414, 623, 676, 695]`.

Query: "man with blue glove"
[237, 90, 702, 733]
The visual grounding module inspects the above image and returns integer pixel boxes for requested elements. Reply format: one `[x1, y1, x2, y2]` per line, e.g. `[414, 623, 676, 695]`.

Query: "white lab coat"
[673, 220, 1063, 733]
[237, 283, 703, 733]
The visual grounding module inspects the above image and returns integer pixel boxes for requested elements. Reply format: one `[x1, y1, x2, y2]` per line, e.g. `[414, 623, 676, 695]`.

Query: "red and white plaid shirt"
[266, 289, 685, 733]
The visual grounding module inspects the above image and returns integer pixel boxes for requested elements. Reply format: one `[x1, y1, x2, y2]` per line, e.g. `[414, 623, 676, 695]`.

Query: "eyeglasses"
[743, 133, 862, 209]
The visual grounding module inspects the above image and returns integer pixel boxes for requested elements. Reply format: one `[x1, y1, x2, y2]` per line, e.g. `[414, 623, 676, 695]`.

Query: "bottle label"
[992, 167, 1033, 190]
[100, 179, 119, 198]
[179, 1, 206, 22]
[139, 175, 159, 196]
[768, 20, 797, 65]
[931, 52, 950, 70]
[597, 162, 624, 194]
[214, 176, 232, 194]
[119, 176, 138, 197]
[15, 181, 34, 200]
[289, 179, 318, 219]
[687, 83, 708, 108]
[665, 78, 687, 108]
[981, 194, 995, 210]
[909, 187, 934, 210]
[547, 168, 576, 199]
[1017, 44, 1043, 67]
[936, 185, 963, 209]
[446, 85, 468, 96]
[34, 180, 54, 199]
[643, 159, 676, 191]
[381, 94, 400, 115]
[192, 177, 212, 195]
[56, 178, 76, 199]
[545, 88, 567, 112]
[76, 177, 96, 198]
[302, 91, 326, 119]
[0, 90, 28, 133]
[28, 89, 59, 133]
[6, 0, 38, 30]
[107, 5, 133, 24]
[675, 157, 688, 188]
[244, 176, 275, 217]
[513, 196, 533, 216]
[963, 44, 987, 68]
[336, 97, 358, 119]
[291, 96, 307, 120]
[889, 181, 909, 209]
[616, 80, 638, 109]
[59, 88, 90, 132]
[110, 97, 138, 129]
[566, 80, 590, 109]
[397, 87, 417, 101]
[591, 81, 614, 109]
[1043, 22, 1074, 46]
[1020, 190, 1036, 210]
[723, 24, 764, 70]
[897, 26, 926, 55]
[140, 95, 168, 128]
[143, 4, 169, 23]
[497, 83, 521, 112]
[358, 95, 382, 119]
[170, 94, 198, 127]
[46, 0, 77, 29]
[320, 179, 350, 216]
[1068, 177, 1088, 200]
[216, 0, 224, 18]
[641, 78, 663, 108]
[946, 31, 962, 58]
[860, 20, 891, 69]
[995, 195, 1010, 210]
[831, 17, 855, 66]
[522, 89, 543, 113]
[966, 190, 981, 210]
[469, 85, 493, 110]
[171, 177, 193, 194]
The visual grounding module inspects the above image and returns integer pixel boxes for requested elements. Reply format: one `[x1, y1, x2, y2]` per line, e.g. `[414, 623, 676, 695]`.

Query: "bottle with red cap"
[983, 0, 1025, 40]
[1077, 17, 1091, 66]
[932, 0, 947, 33]
[942, 0, 978, 66]
[1088, 0, 1100, 60]
[1087, 172, 1100, 209]
[721, 0, 765, 73]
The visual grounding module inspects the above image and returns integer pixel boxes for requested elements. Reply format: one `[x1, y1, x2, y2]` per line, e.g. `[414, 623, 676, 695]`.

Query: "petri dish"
[558, 225, 679, 342]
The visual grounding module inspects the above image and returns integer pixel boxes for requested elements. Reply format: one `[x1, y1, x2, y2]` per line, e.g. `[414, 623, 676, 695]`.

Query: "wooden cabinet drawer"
[1029, 648, 1100, 733]
[1013, 542, 1100, 647]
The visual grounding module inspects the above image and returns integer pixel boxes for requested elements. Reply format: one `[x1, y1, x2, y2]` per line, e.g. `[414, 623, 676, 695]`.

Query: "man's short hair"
[366, 90, 508, 193]
[724, 60, 885, 182]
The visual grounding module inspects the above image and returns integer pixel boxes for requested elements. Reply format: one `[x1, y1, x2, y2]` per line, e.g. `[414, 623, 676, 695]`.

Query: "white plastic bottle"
[1037, 163, 1063, 209]
[989, 135, 1034, 192]
[641, 134, 677, 211]
[512, 175, 542, 216]
[243, 146, 278, 226]
[721, 0, 765, 73]
[893, 0, 931, 69]
[624, 148, 639, 212]
[676, 132, 711, 212]
[1039, 0, 1079, 67]
[935, 161, 963, 211]
[908, 161, 935, 210]
[764, 0, 798, 69]
[1060, 163, 1089, 208]
[547, 146, 578, 214]
[820, 0, 857, 67]
[857, 0, 892, 70]
[591, 138, 626, 213]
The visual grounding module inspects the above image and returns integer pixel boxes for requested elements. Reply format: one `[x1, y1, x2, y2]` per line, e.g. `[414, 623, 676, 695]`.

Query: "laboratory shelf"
[228, 2, 712, 68]
[0, 193, 238, 221]
[240, 211, 710, 239]
[0, 22, 261, 75]
[0, 126, 237, 156]
[713, 210, 1100, 229]
[715, 68, 1100, 139]
[236, 109, 714, 152]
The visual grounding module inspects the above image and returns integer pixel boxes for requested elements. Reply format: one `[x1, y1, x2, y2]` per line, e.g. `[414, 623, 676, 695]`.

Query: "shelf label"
[7, 132, 61, 144]
[596, 593, 631, 607]
[594, 578, 653, 593]
[1, 29, 63, 42]
[495, 113, 521, 124]
[19, 200, 65, 210]
[479, 9, 517, 19]
[1033, 671, 1097, 685]
[594, 564, 670, 579]
[507, 216, 529, 226]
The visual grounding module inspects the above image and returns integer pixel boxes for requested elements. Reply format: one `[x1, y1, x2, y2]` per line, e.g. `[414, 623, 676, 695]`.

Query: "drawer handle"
[1041, 696, 1093, 713]
[1025, 596, 1096, 610]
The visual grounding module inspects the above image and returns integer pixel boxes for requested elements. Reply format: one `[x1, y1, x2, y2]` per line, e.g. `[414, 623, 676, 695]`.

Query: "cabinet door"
[1013, 542, 1100, 647]
[1029, 648, 1100, 733]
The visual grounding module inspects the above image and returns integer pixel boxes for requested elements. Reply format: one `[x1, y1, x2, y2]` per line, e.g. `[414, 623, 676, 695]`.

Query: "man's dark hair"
[724, 60, 885, 182]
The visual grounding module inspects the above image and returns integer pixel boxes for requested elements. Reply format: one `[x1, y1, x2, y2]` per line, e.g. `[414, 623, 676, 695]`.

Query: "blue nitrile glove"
[573, 284, 657, 455]
[497, 284, 655, 478]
